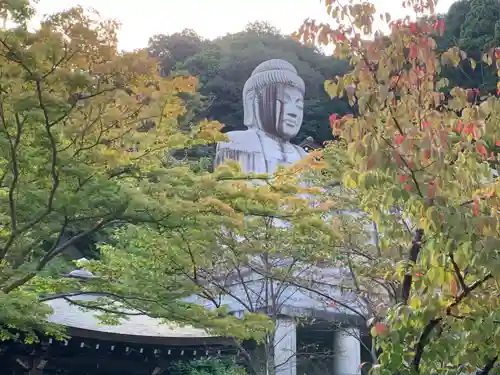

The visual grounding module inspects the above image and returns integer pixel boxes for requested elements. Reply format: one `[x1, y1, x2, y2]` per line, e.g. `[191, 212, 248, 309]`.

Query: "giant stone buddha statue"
[214, 59, 308, 174]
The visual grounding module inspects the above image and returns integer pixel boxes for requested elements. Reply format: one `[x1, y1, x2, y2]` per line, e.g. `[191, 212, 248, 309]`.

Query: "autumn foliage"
[0, 0, 341, 348]
[0, 3, 301, 342]
[297, 0, 500, 373]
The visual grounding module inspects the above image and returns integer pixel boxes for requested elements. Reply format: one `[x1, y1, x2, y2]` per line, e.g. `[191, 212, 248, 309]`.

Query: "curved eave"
[46, 297, 234, 347]
[64, 326, 234, 347]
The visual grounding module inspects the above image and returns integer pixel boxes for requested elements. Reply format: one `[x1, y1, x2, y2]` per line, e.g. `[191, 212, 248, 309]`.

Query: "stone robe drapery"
[215, 129, 308, 175]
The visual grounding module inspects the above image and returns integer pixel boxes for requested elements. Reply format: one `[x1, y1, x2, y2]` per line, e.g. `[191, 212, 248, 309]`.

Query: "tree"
[436, 0, 500, 94]
[457, 0, 500, 57]
[148, 29, 205, 76]
[298, 0, 500, 374]
[0, 3, 309, 343]
[173, 205, 342, 375]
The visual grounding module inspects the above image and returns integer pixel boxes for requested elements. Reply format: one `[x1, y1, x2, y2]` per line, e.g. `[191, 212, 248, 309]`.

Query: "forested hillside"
[147, 0, 500, 149]
[436, 0, 500, 95]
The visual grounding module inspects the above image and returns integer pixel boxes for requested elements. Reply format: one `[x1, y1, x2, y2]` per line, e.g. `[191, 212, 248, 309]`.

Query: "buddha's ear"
[243, 90, 256, 127]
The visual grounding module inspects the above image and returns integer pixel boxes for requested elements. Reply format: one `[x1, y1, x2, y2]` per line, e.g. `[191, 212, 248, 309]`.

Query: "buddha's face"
[276, 86, 304, 140]
[257, 83, 304, 141]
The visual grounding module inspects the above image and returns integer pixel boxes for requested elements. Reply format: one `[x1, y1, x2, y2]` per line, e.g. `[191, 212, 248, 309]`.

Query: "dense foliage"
[298, 0, 500, 373]
[436, 0, 500, 94]
[3, 0, 500, 373]
[0, 1, 330, 343]
[167, 358, 247, 375]
[0, 2, 222, 340]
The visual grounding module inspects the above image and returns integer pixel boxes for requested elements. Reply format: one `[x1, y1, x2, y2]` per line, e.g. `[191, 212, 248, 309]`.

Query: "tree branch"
[476, 356, 498, 375]
[449, 250, 467, 292]
[401, 228, 424, 305]
[2, 218, 113, 293]
[40, 291, 211, 326]
[0, 106, 23, 259]
[249, 264, 367, 320]
[412, 272, 493, 373]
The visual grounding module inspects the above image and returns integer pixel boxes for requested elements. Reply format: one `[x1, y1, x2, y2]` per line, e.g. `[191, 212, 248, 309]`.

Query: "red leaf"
[395, 152, 402, 166]
[427, 182, 436, 199]
[409, 43, 418, 59]
[408, 138, 414, 151]
[495, 140, 500, 147]
[463, 124, 478, 140]
[399, 174, 408, 184]
[404, 184, 412, 191]
[473, 199, 479, 217]
[476, 144, 488, 156]
[329, 114, 342, 130]
[327, 301, 336, 307]
[457, 120, 463, 133]
[367, 156, 374, 169]
[395, 135, 405, 145]
[423, 121, 430, 128]
[440, 131, 448, 146]
[415, 273, 424, 277]
[375, 323, 386, 334]
[423, 149, 431, 159]
[437, 19, 445, 35]
[451, 279, 457, 297]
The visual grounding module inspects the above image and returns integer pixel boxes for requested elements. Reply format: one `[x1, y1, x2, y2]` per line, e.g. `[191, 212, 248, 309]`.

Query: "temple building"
[0, 293, 237, 375]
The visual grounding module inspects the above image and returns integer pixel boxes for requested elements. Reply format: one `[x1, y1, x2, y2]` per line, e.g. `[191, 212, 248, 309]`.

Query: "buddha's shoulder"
[216, 130, 262, 152]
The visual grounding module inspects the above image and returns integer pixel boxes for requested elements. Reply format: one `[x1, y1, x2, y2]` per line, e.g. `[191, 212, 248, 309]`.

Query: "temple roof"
[46, 295, 216, 340]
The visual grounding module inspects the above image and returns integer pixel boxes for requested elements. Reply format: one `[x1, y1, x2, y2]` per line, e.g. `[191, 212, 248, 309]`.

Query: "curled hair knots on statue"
[243, 59, 305, 129]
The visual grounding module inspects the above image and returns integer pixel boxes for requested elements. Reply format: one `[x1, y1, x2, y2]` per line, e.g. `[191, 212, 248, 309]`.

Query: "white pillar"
[274, 317, 297, 375]
[334, 328, 361, 375]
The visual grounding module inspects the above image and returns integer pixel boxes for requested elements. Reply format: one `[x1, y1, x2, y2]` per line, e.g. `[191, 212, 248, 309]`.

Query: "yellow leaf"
[470, 58, 476, 70]
[324, 80, 339, 98]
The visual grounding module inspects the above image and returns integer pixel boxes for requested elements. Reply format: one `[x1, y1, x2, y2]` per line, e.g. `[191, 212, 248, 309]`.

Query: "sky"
[33, 0, 457, 51]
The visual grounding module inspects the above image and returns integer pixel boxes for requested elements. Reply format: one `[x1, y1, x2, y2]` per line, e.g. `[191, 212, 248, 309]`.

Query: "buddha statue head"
[243, 59, 305, 141]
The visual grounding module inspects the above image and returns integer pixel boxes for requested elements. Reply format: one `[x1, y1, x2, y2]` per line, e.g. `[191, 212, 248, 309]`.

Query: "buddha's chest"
[259, 141, 303, 172]
[272, 150, 302, 165]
